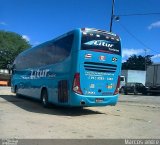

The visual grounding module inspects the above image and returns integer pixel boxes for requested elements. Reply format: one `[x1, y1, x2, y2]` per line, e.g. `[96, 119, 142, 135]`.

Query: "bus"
[11, 28, 122, 107]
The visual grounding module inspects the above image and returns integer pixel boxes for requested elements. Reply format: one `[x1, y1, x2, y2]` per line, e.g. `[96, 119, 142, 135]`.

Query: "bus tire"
[15, 85, 20, 97]
[41, 89, 49, 108]
[120, 88, 124, 94]
[134, 89, 138, 95]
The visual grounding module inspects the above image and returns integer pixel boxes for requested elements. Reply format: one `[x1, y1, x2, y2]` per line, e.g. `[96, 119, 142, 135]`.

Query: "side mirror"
[7, 64, 13, 70]
[7, 64, 16, 74]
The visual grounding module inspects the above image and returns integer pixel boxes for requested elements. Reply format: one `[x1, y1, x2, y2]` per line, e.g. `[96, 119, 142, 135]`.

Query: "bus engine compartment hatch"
[58, 80, 68, 103]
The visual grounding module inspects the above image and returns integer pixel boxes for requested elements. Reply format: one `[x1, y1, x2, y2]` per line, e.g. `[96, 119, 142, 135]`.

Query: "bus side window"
[15, 55, 25, 70]
[55, 34, 74, 63]
[43, 43, 56, 65]
[14, 34, 74, 69]
[25, 50, 43, 68]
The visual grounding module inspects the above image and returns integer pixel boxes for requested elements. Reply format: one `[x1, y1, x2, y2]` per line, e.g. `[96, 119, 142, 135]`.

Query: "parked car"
[120, 82, 147, 95]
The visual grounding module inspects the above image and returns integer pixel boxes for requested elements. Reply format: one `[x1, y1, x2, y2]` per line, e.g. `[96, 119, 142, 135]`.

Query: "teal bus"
[11, 28, 122, 107]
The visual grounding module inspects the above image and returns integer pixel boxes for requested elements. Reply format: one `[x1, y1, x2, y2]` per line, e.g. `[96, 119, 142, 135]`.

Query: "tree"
[0, 31, 31, 69]
[122, 54, 153, 70]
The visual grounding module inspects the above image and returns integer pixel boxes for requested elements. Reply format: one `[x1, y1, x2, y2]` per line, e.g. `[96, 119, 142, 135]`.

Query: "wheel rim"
[15, 86, 18, 93]
[134, 89, 137, 94]
[121, 88, 124, 93]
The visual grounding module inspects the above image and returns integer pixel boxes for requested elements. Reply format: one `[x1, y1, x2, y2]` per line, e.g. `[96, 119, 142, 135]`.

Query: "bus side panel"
[68, 29, 81, 105]
[46, 56, 72, 104]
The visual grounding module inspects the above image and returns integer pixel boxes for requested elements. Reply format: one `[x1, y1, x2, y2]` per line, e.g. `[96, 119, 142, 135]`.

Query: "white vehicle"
[120, 76, 125, 88]
[145, 64, 160, 94]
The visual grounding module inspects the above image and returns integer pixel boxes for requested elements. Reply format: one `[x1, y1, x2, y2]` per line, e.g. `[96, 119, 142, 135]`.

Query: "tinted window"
[28, 48, 44, 68]
[139, 83, 144, 87]
[43, 42, 56, 65]
[81, 31, 121, 55]
[15, 34, 74, 70]
[14, 55, 23, 70]
[120, 77, 125, 81]
[55, 34, 74, 63]
[131, 83, 135, 87]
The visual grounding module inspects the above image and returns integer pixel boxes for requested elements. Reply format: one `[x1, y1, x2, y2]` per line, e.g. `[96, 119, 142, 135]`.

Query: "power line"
[117, 12, 160, 17]
[118, 22, 160, 54]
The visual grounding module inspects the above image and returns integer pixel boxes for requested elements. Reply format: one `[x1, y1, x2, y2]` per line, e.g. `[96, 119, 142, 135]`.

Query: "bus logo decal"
[85, 54, 92, 59]
[85, 91, 95, 95]
[90, 84, 95, 88]
[99, 56, 106, 61]
[84, 40, 114, 48]
[112, 57, 118, 62]
[30, 69, 50, 78]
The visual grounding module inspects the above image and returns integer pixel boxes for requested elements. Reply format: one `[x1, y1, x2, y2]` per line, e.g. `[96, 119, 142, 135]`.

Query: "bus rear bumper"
[70, 93, 119, 107]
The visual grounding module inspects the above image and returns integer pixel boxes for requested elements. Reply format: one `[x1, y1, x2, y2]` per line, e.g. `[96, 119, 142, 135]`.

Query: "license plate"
[95, 98, 104, 102]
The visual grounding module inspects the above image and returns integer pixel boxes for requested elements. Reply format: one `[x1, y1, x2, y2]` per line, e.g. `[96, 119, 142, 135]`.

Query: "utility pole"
[109, 0, 115, 32]
[144, 49, 147, 71]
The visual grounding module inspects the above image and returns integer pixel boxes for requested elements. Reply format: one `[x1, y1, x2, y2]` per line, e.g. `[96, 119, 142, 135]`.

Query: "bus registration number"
[95, 98, 104, 102]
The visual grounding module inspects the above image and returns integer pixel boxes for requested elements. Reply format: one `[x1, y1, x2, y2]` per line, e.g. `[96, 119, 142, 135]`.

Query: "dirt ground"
[0, 87, 160, 139]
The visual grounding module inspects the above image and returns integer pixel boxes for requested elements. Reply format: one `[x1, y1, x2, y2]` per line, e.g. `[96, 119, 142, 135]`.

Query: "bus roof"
[81, 28, 118, 36]
[18, 28, 119, 57]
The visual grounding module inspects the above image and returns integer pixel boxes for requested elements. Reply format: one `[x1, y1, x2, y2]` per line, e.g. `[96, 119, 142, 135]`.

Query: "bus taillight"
[114, 76, 121, 95]
[72, 73, 83, 95]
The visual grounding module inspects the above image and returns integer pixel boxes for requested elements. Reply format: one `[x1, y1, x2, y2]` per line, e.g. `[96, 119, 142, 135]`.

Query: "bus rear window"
[81, 31, 121, 55]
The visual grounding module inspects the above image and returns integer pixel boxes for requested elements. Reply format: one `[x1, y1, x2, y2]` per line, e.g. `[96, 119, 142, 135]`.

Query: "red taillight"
[114, 76, 121, 95]
[72, 73, 83, 95]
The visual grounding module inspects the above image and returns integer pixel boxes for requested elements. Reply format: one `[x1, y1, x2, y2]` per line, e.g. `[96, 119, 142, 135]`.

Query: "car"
[120, 82, 147, 95]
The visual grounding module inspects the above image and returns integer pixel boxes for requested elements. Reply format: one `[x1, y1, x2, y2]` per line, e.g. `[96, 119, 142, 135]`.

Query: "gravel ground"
[0, 87, 160, 139]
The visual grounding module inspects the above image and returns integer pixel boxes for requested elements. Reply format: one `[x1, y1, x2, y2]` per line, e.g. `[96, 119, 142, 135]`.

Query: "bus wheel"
[134, 89, 138, 95]
[15, 86, 20, 97]
[41, 89, 49, 108]
[120, 88, 124, 94]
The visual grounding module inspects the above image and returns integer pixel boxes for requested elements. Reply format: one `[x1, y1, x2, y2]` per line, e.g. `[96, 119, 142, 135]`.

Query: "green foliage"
[0, 31, 31, 69]
[122, 55, 153, 70]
